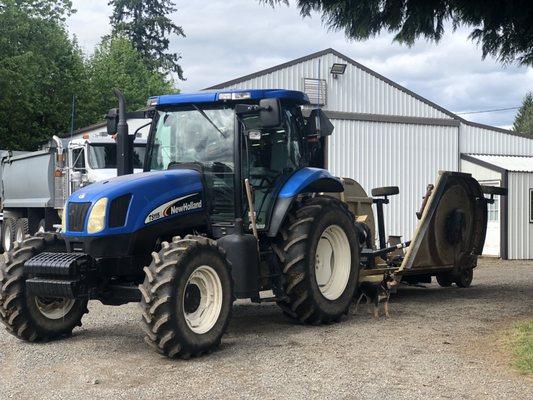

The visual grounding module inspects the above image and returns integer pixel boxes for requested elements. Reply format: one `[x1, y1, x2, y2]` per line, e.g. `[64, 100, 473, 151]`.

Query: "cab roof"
[150, 89, 310, 107]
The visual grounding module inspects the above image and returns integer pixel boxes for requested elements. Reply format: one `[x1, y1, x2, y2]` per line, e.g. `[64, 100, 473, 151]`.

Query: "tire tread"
[140, 235, 233, 359]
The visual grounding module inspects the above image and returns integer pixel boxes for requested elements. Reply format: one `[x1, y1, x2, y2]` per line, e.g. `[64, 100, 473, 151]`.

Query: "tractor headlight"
[87, 198, 108, 234]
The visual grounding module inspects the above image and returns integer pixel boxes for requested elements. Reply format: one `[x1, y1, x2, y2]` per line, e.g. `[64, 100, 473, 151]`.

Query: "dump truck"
[0, 134, 147, 252]
[0, 89, 504, 359]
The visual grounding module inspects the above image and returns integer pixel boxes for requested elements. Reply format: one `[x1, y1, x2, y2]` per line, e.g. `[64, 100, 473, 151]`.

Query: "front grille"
[109, 194, 131, 228]
[67, 202, 91, 232]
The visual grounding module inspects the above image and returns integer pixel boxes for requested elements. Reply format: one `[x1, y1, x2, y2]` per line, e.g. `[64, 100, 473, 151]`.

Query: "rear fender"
[267, 168, 343, 237]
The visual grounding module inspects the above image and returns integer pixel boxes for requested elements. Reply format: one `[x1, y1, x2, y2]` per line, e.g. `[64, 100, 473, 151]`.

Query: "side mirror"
[106, 108, 119, 135]
[305, 109, 334, 137]
[259, 98, 281, 128]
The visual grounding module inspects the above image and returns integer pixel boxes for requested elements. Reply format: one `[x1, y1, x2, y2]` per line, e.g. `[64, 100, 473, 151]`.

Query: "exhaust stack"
[114, 89, 133, 176]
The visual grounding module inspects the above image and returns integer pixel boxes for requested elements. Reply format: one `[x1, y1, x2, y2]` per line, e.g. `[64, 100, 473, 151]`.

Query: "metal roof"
[205, 48, 457, 120]
[154, 89, 309, 106]
[205, 48, 533, 140]
[465, 154, 533, 172]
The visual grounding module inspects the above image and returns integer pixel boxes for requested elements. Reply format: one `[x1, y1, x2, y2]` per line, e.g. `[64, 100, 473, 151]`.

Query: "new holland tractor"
[0, 89, 502, 359]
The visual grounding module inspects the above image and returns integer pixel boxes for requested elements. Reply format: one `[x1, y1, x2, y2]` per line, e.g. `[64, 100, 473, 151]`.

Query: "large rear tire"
[276, 196, 360, 324]
[0, 234, 88, 341]
[139, 235, 233, 359]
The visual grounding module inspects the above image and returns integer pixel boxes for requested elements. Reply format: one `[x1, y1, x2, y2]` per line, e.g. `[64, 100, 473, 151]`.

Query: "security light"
[330, 63, 347, 78]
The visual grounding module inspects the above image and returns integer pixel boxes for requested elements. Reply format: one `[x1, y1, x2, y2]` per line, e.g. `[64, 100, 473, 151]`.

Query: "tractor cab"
[144, 89, 333, 236]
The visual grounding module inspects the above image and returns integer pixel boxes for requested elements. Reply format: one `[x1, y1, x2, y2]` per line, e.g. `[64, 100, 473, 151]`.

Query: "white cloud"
[67, 0, 533, 127]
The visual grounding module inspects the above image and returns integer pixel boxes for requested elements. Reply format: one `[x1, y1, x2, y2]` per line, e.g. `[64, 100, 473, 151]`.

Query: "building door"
[481, 180, 501, 256]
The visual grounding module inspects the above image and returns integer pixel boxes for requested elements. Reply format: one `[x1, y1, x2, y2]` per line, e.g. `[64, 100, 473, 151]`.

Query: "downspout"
[457, 122, 461, 172]
[501, 170, 509, 260]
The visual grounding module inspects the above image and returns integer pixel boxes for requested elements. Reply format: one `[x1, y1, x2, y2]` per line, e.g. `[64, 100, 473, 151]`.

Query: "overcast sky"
[67, 0, 532, 128]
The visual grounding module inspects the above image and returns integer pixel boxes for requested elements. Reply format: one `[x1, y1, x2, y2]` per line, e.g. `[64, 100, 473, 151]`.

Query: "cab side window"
[72, 148, 85, 169]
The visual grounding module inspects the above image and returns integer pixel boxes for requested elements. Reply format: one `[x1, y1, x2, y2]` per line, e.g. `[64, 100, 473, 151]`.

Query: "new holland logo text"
[167, 200, 202, 215]
[145, 193, 202, 224]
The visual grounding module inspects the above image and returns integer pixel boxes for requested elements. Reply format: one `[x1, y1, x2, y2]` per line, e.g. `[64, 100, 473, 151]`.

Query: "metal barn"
[206, 48, 533, 259]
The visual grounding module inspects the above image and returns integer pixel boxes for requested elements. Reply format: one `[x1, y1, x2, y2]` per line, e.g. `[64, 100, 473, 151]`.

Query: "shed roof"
[205, 48, 458, 120]
[205, 48, 533, 139]
[466, 154, 533, 172]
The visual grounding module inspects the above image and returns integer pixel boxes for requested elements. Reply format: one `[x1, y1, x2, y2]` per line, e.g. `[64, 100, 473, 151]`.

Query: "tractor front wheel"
[276, 196, 360, 324]
[139, 235, 233, 359]
[0, 234, 88, 341]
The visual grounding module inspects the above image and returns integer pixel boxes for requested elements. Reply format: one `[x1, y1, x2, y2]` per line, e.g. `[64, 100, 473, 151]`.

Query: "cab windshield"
[88, 143, 145, 169]
[149, 106, 235, 223]
[149, 107, 234, 171]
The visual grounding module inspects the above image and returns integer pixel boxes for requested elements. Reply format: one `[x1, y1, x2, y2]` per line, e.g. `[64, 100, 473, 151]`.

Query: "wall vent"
[303, 78, 327, 106]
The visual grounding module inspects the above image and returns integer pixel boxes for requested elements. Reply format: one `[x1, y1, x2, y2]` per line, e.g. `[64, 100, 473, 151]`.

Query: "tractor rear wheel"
[276, 196, 360, 324]
[139, 235, 233, 359]
[0, 234, 88, 341]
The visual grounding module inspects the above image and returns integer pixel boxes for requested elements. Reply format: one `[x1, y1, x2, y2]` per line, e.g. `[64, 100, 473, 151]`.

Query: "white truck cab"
[67, 134, 146, 193]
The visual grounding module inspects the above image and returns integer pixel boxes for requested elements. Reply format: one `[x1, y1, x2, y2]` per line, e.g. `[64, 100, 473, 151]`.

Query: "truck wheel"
[14, 218, 28, 244]
[1, 218, 16, 252]
[436, 272, 454, 287]
[37, 219, 46, 234]
[0, 234, 88, 341]
[454, 268, 473, 288]
[276, 196, 360, 324]
[139, 235, 233, 359]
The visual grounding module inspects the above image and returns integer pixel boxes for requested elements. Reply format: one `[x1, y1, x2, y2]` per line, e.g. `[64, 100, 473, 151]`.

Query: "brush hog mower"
[0, 89, 505, 359]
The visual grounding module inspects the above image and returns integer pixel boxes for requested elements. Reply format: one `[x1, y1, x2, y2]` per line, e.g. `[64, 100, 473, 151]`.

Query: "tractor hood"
[63, 169, 205, 238]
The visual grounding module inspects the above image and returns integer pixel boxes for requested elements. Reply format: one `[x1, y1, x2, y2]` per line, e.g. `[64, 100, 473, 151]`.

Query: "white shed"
[206, 48, 533, 259]
[461, 155, 533, 259]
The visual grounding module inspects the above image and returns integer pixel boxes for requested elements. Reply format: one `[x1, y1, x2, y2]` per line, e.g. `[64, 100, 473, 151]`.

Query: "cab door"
[242, 105, 306, 230]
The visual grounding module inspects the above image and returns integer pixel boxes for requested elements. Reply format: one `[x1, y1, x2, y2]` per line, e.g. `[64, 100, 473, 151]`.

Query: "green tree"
[83, 34, 175, 124]
[0, 0, 74, 21]
[264, 0, 533, 66]
[109, 0, 185, 79]
[513, 92, 533, 135]
[0, 0, 86, 150]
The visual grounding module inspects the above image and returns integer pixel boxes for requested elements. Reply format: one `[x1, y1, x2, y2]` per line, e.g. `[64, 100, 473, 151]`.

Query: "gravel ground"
[1, 259, 532, 400]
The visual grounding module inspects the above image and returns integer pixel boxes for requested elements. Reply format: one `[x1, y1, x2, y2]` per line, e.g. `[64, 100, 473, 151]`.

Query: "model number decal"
[145, 193, 203, 224]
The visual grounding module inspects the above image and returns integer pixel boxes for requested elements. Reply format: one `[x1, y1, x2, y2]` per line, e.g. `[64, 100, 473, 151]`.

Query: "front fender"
[267, 168, 343, 237]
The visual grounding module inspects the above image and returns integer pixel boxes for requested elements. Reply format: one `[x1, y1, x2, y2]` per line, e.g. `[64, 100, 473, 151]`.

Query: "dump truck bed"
[1, 148, 60, 209]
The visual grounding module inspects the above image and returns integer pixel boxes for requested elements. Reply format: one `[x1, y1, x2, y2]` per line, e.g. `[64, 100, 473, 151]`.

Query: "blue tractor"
[0, 89, 365, 358]
[0, 88, 504, 358]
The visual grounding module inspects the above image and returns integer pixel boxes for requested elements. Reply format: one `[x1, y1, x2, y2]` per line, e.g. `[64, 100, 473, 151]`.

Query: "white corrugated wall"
[328, 119, 459, 240]
[508, 172, 533, 259]
[219, 52, 453, 119]
[460, 123, 533, 156]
